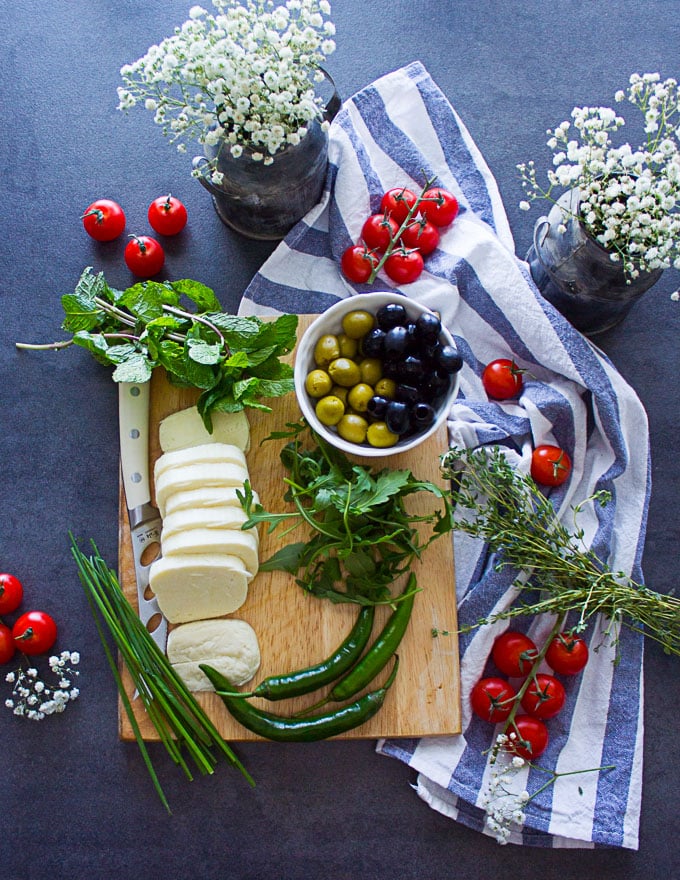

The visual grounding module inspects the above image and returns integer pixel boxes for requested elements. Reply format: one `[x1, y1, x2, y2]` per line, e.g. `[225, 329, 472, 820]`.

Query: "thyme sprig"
[441, 445, 680, 656]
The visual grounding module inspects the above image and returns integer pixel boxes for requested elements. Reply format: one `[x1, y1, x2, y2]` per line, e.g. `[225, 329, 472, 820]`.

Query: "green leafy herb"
[441, 444, 680, 656]
[16, 267, 298, 431]
[69, 534, 254, 812]
[240, 421, 453, 605]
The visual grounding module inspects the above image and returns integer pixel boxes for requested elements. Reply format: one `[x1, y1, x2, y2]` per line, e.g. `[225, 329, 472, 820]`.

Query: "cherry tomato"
[124, 235, 165, 279]
[361, 212, 399, 252]
[384, 246, 424, 284]
[419, 187, 459, 227]
[380, 187, 418, 224]
[341, 243, 380, 283]
[400, 216, 440, 254]
[531, 445, 572, 487]
[0, 572, 23, 615]
[81, 199, 126, 242]
[148, 194, 188, 236]
[0, 623, 16, 665]
[520, 673, 566, 719]
[546, 632, 589, 675]
[492, 631, 539, 678]
[509, 715, 549, 760]
[12, 611, 58, 656]
[482, 358, 524, 400]
[470, 677, 517, 723]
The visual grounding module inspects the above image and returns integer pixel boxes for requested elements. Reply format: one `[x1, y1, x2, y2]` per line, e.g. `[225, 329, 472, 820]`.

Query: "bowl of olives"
[294, 292, 462, 457]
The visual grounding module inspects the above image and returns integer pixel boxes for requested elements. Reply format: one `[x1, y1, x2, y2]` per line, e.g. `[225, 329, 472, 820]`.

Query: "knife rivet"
[130, 428, 140, 439]
[131, 472, 142, 483]
[130, 386, 141, 397]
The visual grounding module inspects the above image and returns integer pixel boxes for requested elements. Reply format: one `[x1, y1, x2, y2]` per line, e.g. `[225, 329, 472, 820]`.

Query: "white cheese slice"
[161, 528, 259, 577]
[161, 505, 255, 540]
[166, 618, 261, 691]
[162, 485, 259, 517]
[154, 442, 248, 482]
[149, 553, 249, 623]
[159, 406, 251, 454]
[155, 461, 249, 516]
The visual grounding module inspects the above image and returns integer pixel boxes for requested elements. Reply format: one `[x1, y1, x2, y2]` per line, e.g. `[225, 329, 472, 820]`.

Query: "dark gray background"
[1, 2, 678, 877]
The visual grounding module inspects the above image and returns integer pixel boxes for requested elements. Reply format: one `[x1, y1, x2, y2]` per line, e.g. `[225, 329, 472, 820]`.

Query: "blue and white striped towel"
[239, 61, 647, 850]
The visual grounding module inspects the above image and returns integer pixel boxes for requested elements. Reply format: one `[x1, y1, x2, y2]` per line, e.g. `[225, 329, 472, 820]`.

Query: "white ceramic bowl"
[294, 292, 460, 458]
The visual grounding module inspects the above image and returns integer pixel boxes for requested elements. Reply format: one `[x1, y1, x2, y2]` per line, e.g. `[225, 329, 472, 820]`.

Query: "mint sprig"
[16, 267, 298, 431]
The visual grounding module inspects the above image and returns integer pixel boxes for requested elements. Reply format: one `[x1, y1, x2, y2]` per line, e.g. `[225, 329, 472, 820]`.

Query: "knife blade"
[118, 380, 168, 652]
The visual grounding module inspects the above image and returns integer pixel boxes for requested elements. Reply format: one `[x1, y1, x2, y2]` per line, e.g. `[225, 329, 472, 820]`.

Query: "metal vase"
[192, 71, 341, 241]
[526, 188, 663, 335]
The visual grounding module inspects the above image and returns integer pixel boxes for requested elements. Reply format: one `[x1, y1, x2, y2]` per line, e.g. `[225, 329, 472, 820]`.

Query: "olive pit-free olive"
[314, 334, 341, 368]
[337, 413, 368, 444]
[366, 422, 399, 448]
[338, 333, 359, 359]
[328, 357, 362, 387]
[358, 357, 383, 386]
[347, 382, 374, 413]
[341, 309, 375, 339]
[315, 395, 345, 426]
[305, 369, 333, 398]
[374, 377, 397, 399]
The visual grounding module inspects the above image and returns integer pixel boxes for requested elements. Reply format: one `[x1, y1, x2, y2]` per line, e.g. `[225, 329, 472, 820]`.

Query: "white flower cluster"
[4, 651, 80, 721]
[480, 734, 530, 844]
[519, 72, 680, 284]
[117, 0, 336, 175]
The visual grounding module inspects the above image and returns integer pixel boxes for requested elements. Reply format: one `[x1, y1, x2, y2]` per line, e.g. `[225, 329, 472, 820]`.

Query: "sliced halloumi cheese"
[161, 527, 259, 577]
[159, 406, 251, 454]
[154, 442, 248, 482]
[166, 618, 261, 691]
[149, 553, 250, 623]
[163, 485, 259, 517]
[161, 505, 256, 540]
[155, 461, 249, 516]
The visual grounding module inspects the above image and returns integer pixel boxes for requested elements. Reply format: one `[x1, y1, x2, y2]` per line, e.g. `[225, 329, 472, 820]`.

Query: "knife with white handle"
[118, 380, 167, 651]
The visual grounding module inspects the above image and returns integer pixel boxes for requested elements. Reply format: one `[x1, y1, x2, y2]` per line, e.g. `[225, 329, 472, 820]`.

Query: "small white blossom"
[4, 649, 81, 722]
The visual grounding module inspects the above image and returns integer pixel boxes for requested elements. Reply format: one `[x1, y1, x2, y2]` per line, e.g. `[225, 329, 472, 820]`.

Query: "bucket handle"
[192, 67, 340, 197]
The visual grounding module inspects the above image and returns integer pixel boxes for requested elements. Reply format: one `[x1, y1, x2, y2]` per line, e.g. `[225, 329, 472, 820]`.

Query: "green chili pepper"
[325, 573, 416, 704]
[241, 604, 375, 701]
[201, 656, 400, 742]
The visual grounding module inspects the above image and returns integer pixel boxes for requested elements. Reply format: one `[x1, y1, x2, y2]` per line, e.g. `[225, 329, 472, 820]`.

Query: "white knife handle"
[118, 381, 152, 511]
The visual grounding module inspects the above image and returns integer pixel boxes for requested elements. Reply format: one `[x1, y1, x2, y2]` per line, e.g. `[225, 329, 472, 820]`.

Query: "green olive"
[315, 395, 345, 426]
[366, 422, 399, 448]
[328, 357, 362, 388]
[313, 334, 341, 368]
[341, 309, 376, 340]
[331, 384, 349, 405]
[347, 382, 374, 413]
[305, 369, 332, 398]
[375, 377, 397, 399]
[338, 333, 359, 359]
[359, 357, 383, 386]
[337, 413, 368, 444]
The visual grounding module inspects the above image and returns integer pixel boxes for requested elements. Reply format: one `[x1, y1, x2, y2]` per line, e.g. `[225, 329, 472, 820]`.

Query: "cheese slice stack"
[149, 407, 259, 624]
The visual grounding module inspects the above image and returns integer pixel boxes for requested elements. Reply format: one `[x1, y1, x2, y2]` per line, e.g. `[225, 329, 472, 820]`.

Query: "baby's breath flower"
[118, 0, 335, 166]
[518, 73, 680, 290]
[4, 649, 81, 721]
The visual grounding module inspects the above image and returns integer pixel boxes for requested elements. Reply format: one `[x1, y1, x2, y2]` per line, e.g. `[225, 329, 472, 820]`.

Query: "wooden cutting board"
[118, 316, 461, 741]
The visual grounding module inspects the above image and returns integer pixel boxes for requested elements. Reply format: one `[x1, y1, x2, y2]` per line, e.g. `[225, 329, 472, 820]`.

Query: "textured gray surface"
[1, 2, 679, 877]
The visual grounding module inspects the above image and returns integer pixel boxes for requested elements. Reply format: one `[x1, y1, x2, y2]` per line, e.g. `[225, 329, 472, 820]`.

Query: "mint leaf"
[187, 338, 222, 365]
[173, 279, 222, 312]
[112, 355, 153, 383]
[119, 282, 178, 322]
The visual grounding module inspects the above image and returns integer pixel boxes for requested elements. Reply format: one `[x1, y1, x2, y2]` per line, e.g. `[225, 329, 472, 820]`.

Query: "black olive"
[435, 343, 464, 374]
[395, 384, 420, 405]
[360, 328, 386, 358]
[382, 357, 402, 379]
[415, 311, 442, 343]
[399, 354, 426, 383]
[421, 370, 450, 401]
[412, 401, 436, 428]
[366, 395, 389, 419]
[383, 325, 410, 356]
[385, 400, 411, 435]
[376, 302, 408, 330]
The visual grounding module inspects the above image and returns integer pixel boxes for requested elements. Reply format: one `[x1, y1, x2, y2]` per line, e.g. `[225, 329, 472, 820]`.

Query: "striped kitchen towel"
[239, 61, 646, 850]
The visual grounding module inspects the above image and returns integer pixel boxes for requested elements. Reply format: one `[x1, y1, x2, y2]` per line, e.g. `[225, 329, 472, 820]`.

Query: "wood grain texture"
[118, 316, 461, 742]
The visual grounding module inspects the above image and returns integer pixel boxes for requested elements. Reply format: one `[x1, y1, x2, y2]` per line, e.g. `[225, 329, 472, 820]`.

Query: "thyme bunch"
[441, 445, 680, 656]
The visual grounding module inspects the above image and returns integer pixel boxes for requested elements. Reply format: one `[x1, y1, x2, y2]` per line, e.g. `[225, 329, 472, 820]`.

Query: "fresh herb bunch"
[441, 445, 680, 656]
[241, 421, 453, 605]
[70, 535, 253, 812]
[16, 268, 297, 430]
